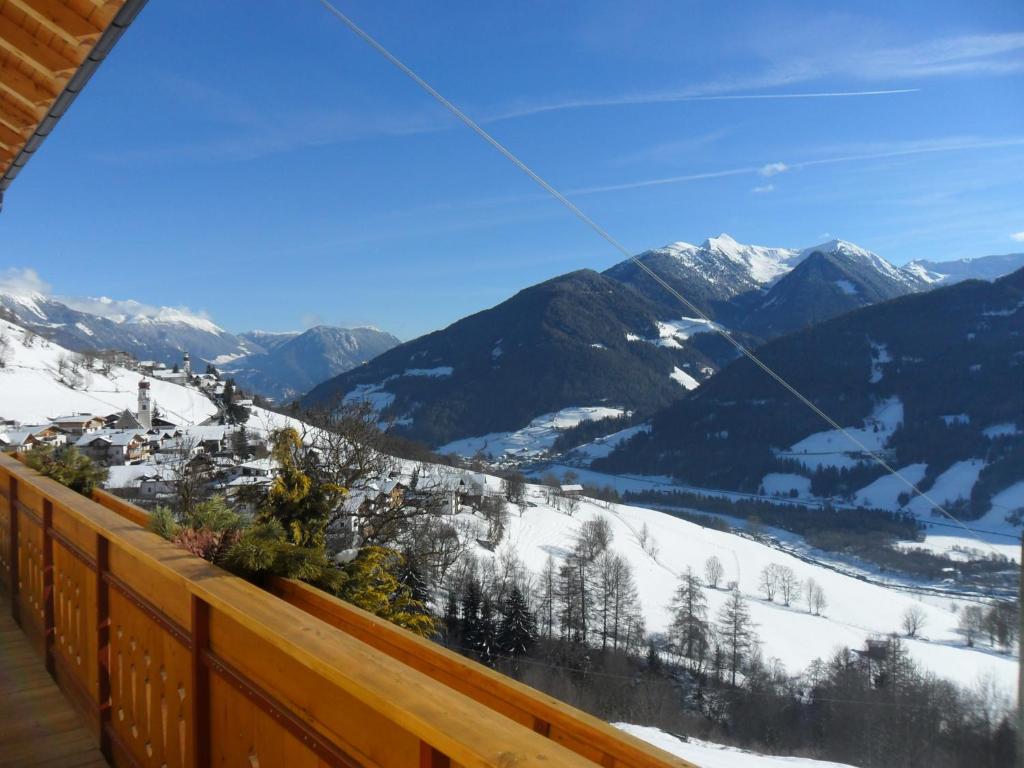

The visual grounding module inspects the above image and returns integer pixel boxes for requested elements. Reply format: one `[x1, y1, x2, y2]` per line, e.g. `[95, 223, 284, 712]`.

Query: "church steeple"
[137, 380, 152, 429]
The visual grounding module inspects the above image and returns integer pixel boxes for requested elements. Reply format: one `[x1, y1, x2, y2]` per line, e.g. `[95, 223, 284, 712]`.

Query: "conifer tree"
[717, 588, 757, 686]
[477, 595, 499, 666]
[669, 567, 710, 668]
[498, 585, 536, 659]
[460, 576, 482, 651]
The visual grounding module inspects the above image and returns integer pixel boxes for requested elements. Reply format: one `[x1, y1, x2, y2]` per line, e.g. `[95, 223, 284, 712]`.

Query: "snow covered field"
[616, 724, 855, 768]
[466, 483, 1018, 698]
[439, 406, 627, 459]
[0, 319, 217, 425]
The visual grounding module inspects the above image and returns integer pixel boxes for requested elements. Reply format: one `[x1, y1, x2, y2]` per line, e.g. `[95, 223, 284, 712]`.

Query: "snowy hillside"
[439, 406, 628, 459]
[0, 319, 217, 426]
[457, 478, 1017, 697]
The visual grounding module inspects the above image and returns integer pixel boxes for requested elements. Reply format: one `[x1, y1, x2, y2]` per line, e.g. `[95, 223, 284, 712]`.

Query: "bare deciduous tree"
[806, 578, 827, 616]
[901, 604, 927, 638]
[704, 555, 724, 589]
[759, 563, 784, 602]
[958, 605, 984, 647]
[777, 565, 802, 606]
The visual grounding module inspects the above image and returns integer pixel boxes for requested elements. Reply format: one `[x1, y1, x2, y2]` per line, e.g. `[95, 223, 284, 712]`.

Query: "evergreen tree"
[536, 555, 557, 639]
[259, 428, 345, 550]
[460, 576, 482, 652]
[668, 567, 710, 668]
[476, 596, 499, 666]
[498, 585, 536, 659]
[443, 589, 461, 646]
[231, 425, 249, 458]
[335, 547, 436, 636]
[717, 588, 756, 686]
[398, 550, 430, 604]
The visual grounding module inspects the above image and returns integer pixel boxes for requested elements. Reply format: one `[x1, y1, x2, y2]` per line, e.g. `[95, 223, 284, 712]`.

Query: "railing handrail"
[2, 456, 696, 768]
[4, 453, 677, 767]
[91, 488, 693, 767]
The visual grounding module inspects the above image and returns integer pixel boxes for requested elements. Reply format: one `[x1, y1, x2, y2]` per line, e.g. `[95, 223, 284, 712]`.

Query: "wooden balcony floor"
[0, 596, 109, 768]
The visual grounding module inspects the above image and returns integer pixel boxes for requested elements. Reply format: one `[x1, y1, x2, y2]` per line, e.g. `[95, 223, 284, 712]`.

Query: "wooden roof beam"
[0, 93, 37, 133]
[6, 0, 103, 47]
[0, 119, 24, 150]
[0, 61, 54, 111]
[0, 13, 80, 79]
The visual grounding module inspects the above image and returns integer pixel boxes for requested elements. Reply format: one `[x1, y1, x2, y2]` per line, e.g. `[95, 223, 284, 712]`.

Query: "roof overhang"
[0, 0, 148, 207]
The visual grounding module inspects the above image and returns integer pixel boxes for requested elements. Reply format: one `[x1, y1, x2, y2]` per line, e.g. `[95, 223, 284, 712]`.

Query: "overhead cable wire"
[314, 0, 1009, 558]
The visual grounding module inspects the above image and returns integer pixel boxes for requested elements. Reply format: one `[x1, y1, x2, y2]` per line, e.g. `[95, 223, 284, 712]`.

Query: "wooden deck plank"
[0, 595, 108, 768]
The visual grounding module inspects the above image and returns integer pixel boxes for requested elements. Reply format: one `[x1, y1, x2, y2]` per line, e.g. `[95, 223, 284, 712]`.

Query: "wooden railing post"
[8, 474, 18, 624]
[97, 534, 113, 763]
[42, 498, 55, 678]
[420, 742, 451, 768]
[191, 594, 211, 768]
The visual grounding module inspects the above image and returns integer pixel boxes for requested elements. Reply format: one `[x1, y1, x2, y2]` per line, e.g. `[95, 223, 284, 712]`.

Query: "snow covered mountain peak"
[801, 239, 922, 289]
[58, 295, 224, 334]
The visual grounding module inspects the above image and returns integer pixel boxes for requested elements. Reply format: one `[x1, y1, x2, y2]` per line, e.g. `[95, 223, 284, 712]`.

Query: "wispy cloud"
[0, 267, 49, 297]
[751, 184, 775, 194]
[759, 162, 788, 177]
[613, 129, 731, 167]
[483, 88, 919, 123]
[567, 135, 1024, 197]
[480, 32, 1022, 123]
[1012, 231, 1024, 243]
[0, 266, 216, 326]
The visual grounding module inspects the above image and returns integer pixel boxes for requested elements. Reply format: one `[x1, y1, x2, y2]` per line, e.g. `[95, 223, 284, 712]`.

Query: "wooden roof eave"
[0, 0, 149, 207]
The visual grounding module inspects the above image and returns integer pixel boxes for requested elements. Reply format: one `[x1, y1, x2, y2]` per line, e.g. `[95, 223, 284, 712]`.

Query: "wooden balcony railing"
[0, 453, 694, 768]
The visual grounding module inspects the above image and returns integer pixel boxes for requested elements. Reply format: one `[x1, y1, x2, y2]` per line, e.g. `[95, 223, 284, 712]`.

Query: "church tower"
[183, 351, 191, 378]
[137, 380, 152, 429]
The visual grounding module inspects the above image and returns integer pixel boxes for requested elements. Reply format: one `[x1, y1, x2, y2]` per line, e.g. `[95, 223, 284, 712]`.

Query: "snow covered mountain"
[605, 235, 1024, 338]
[604, 234, 803, 317]
[221, 325, 401, 402]
[733, 240, 926, 337]
[904, 251, 1024, 286]
[0, 281, 399, 402]
[0, 289, 252, 365]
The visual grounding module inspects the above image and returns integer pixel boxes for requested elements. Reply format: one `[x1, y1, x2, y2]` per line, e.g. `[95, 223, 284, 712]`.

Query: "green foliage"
[148, 505, 179, 540]
[24, 445, 108, 495]
[259, 427, 345, 550]
[335, 546, 436, 637]
[223, 519, 344, 593]
[148, 496, 245, 565]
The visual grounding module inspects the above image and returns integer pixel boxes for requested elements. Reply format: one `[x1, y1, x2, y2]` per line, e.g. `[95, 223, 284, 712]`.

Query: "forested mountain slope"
[303, 270, 743, 446]
[597, 268, 1024, 521]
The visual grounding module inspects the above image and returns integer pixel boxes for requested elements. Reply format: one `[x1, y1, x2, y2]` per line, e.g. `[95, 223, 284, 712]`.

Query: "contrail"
[486, 88, 920, 121]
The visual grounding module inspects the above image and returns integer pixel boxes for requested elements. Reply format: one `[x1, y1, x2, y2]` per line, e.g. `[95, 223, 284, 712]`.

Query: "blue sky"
[1, 0, 1022, 339]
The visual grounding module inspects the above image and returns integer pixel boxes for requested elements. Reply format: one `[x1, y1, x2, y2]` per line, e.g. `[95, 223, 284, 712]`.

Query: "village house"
[138, 471, 177, 499]
[0, 425, 67, 452]
[183, 425, 228, 454]
[49, 414, 106, 436]
[75, 430, 150, 466]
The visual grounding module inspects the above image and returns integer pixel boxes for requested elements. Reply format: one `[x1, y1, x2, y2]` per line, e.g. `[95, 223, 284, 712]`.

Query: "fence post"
[97, 534, 112, 763]
[191, 594, 211, 767]
[8, 474, 18, 624]
[42, 498, 55, 678]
